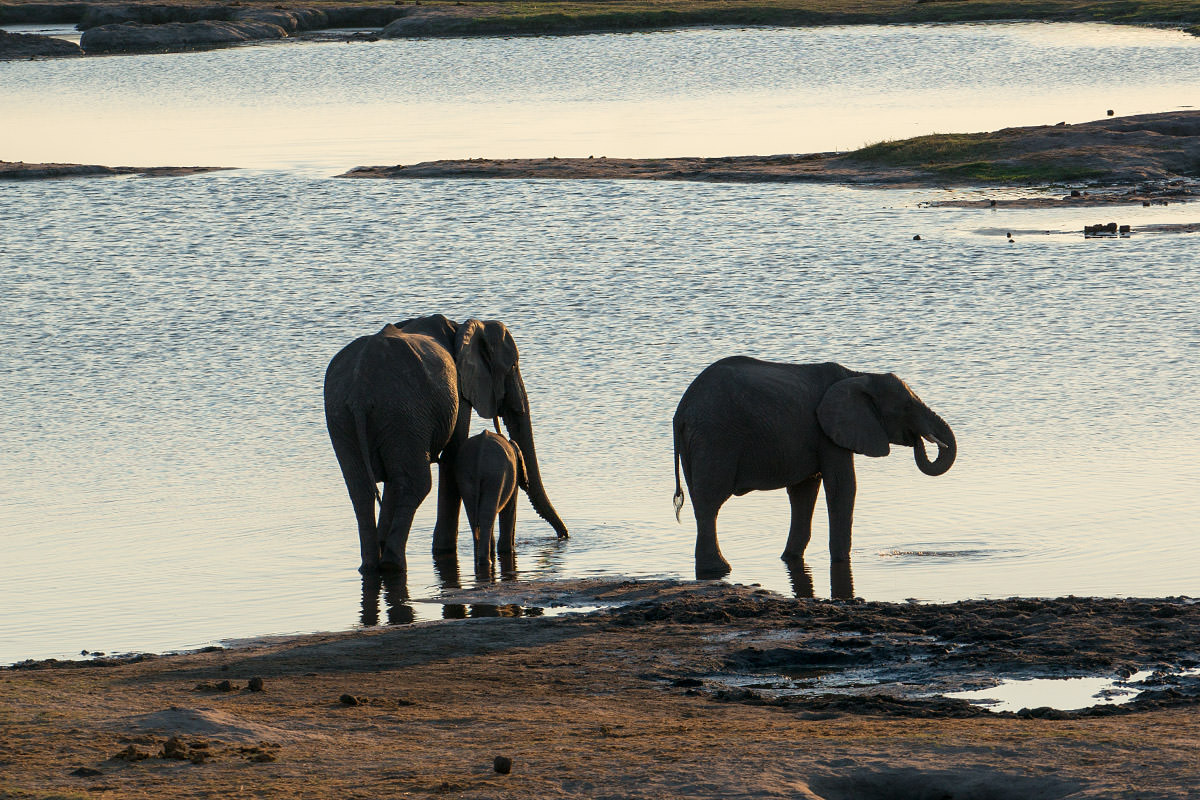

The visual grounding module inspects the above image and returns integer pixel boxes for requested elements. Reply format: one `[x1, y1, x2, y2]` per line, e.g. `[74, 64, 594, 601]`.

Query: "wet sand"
[5, 579, 1198, 799]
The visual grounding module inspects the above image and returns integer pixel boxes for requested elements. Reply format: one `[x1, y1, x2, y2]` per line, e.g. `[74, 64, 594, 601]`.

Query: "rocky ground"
[4, 579, 1199, 799]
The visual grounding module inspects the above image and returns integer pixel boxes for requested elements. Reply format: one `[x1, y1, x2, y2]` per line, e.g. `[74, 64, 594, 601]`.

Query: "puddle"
[437, 602, 607, 620]
[944, 672, 1152, 712]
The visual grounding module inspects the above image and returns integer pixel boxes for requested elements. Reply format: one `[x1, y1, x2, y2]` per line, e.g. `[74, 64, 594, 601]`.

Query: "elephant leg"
[782, 475, 821, 561]
[471, 492, 500, 578]
[349, 482, 380, 574]
[432, 414, 471, 553]
[693, 501, 732, 580]
[498, 493, 517, 555]
[378, 466, 432, 573]
[375, 484, 401, 562]
[821, 454, 857, 562]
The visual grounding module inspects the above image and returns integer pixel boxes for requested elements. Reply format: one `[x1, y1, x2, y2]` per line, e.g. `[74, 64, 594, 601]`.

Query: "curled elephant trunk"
[913, 411, 956, 476]
[502, 372, 569, 539]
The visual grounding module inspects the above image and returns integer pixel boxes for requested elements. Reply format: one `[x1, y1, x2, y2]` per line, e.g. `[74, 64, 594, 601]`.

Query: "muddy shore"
[4, 579, 1199, 799]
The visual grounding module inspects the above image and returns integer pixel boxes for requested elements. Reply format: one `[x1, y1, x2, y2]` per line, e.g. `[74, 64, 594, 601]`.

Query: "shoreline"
[3, 1, 1200, 59]
[0, 160, 227, 179]
[4, 579, 1199, 798]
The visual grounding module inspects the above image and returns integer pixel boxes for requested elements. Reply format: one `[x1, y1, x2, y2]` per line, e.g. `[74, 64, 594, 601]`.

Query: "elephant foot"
[358, 562, 379, 575]
[379, 558, 407, 574]
[695, 556, 732, 581]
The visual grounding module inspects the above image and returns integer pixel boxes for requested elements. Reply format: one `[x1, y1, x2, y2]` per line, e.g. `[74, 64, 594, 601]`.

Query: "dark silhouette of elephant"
[673, 358, 956, 578]
[455, 430, 526, 575]
[323, 315, 567, 573]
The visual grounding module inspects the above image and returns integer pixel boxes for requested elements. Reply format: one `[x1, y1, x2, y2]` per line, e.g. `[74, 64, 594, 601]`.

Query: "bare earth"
[4, 579, 1199, 799]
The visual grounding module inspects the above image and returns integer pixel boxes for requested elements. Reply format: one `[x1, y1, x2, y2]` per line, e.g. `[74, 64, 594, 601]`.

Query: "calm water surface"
[2, 24, 1199, 663]
[2, 23, 1200, 168]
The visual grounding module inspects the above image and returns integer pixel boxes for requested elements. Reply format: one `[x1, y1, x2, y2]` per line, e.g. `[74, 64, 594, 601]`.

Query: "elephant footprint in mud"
[673, 358, 956, 578]
[324, 315, 567, 574]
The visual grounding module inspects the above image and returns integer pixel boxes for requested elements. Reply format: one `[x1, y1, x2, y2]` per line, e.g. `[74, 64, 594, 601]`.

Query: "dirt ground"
[4, 579, 1199, 800]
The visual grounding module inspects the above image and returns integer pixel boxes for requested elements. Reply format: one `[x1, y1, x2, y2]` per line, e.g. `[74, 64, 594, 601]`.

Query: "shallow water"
[2, 24, 1200, 664]
[3, 23, 1200, 169]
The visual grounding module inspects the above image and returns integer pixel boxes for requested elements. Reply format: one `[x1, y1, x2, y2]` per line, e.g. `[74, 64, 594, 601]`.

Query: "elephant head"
[454, 319, 568, 538]
[816, 372, 956, 476]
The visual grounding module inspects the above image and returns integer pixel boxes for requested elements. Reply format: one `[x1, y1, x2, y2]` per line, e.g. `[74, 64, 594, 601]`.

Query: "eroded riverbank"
[4, 580, 1199, 799]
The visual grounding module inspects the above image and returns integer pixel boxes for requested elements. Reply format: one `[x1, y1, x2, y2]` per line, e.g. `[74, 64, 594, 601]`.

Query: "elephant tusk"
[923, 434, 948, 449]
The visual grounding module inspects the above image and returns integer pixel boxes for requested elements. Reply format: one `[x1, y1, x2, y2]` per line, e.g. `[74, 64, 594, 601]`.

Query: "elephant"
[672, 358, 956, 578]
[323, 315, 567, 574]
[455, 430, 526, 574]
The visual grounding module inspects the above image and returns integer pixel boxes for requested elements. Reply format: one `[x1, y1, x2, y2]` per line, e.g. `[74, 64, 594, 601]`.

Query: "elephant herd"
[324, 315, 957, 580]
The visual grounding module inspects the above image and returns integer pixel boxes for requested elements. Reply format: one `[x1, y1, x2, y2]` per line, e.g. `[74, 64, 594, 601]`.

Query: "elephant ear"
[454, 319, 519, 419]
[817, 376, 891, 457]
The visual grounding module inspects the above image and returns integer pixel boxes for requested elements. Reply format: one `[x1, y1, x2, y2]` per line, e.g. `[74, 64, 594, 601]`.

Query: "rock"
[160, 736, 190, 760]
[248, 676, 264, 692]
[70, 766, 103, 777]
[0, 29, 82, 59]
[493, 755, 513, 774]
[111, 745, 150, 762]
[912, 234, 921, 240]
[0, 3, 88, 25]
[339, 693, 360, 706]
[80, 19, 287, 54]
[216, 679, 236, 692]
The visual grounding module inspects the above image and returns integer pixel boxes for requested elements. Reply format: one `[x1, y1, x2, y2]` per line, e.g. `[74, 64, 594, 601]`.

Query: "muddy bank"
[4, 579, 1199, 799]
[343, 111, 1200, 202]
[0, 160, 227, 179]
[0, 26, 80, 55]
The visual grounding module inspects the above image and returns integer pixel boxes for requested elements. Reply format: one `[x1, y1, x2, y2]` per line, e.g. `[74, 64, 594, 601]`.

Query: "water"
[3, 23, 1200, 169]
[2, 24, 1200, 664]
[944, 672, 1151, 713]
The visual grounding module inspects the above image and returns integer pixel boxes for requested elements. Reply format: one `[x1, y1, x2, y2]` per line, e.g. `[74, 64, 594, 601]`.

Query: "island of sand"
[0, 161, 227, 179]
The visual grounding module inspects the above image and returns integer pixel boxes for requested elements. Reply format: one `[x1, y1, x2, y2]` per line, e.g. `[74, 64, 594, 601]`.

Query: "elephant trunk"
[502, 371, 569, 539]
[913, 410, 956, 476]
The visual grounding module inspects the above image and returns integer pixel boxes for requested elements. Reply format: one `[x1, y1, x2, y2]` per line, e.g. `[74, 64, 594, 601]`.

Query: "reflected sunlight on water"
[2, 23, 1200, 663]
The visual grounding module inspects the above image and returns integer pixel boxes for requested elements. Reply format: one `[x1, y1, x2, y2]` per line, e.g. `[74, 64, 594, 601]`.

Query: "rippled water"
[3, 24, 1200, 663]
[3, 23, 1200, 168]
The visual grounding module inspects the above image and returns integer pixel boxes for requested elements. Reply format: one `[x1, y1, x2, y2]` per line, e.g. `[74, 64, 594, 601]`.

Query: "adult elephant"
[324, 315, 568, 573]
[673, 358, 955, 578]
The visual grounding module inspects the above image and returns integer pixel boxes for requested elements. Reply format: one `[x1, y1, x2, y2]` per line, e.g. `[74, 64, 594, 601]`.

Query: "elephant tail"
[353, 404, 381, 507]
[672, 423, 686, 523]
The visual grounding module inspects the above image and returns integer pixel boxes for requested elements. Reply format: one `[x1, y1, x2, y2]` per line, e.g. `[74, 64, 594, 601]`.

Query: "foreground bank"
[3, 0, 1200, 58]
[4, 580, 1198, 799]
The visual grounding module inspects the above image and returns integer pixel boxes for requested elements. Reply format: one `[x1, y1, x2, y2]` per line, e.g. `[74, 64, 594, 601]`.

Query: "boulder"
[0, 29, 82, 59]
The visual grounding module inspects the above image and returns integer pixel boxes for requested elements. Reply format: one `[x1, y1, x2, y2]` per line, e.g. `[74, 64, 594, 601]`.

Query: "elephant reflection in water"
[786, 559, 855, 601]
[360, 573, 415, 626]
[674, 358, 957, 579]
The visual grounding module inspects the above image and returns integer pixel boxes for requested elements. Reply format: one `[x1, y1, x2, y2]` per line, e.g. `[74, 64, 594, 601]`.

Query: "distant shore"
[3, 0, 1200, 59]
[0, 161, 227, 179]
[342, 111, 1200, 206]
[4, 579, 1199, 799]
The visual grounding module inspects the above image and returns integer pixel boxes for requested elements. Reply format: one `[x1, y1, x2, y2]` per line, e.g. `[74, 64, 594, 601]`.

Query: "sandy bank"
[0, 161, 227, 179]
[4, 579, 1199, 799]
[343, 111, 1200, 207]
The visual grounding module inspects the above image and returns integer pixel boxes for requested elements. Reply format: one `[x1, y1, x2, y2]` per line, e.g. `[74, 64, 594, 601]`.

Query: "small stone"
[216, 679, 235, 692]
[339, 693, 360, 706]
[111, 745, 150, 762]
[70, 766, 103, 777]
[161, 737, 190, 760]
[493, 755, 513, 774]
[248, 676, 264, 692]
[912, 234, 921, 240]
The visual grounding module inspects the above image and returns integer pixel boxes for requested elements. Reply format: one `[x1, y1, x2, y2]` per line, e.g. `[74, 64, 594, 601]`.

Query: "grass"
[383, 0, 1200, 35]
[846, 131, 1110, 182]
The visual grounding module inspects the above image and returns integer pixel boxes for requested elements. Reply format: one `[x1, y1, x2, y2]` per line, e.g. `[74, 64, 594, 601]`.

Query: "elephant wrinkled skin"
[673, 358, 956, 578]
[323, 315, 567, 573]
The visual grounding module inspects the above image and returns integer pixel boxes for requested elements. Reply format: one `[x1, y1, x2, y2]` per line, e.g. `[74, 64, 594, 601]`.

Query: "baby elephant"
[455, 430, 527, 573]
